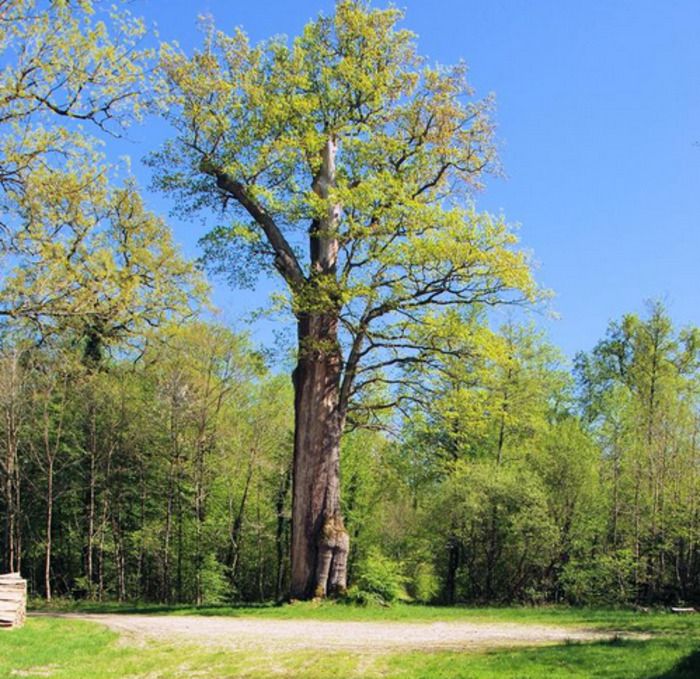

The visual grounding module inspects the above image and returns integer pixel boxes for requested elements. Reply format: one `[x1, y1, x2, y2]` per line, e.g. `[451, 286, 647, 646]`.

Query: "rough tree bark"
[289, 138, 349, 599]
[290, 311, 349, 598]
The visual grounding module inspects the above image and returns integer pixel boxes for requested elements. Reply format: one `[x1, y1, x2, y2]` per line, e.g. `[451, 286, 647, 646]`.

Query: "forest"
[0, 0, 698, 612]
[1, 304, 698, 607]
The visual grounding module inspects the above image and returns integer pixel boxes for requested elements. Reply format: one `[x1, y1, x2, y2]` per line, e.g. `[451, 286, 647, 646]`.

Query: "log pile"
[0, 573, 27, 629]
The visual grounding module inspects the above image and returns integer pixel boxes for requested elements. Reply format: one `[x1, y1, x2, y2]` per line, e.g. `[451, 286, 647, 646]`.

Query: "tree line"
[0, 1, 697, 607]
[0, 322, 293, 603]
[0, 303, 697, 605]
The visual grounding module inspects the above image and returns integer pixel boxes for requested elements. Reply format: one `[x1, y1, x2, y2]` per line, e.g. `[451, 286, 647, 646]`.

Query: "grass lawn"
[0, 603, 697, 678]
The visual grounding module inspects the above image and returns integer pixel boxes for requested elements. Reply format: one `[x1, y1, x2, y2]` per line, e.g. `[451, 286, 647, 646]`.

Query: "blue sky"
[124, 0, 700, 358]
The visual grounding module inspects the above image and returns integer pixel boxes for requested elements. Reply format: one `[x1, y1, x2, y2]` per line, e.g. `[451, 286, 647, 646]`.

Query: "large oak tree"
[152, 0, 537, 599]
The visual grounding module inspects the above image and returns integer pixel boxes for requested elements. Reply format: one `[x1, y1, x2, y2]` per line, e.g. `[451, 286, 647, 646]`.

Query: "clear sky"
[124, 0, 700, 359]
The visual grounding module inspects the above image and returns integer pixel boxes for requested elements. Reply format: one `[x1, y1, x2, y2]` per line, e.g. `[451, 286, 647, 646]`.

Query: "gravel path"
[39, 613, 614, 652]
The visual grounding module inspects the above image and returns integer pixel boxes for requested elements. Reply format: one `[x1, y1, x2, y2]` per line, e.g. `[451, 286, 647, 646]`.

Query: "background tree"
[1, 0, 202, 343]
[0, 337, 30, 574]
[0, 0, 148, 208]
[152, 0, 537, 599]
[575, 302, 700, 603]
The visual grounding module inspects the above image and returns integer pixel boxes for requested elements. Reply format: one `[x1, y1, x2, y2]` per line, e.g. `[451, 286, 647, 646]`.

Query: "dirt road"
[42, 613, 614, 652]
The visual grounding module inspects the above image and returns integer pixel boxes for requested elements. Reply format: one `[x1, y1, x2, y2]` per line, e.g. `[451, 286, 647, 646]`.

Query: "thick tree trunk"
[288, 136, 349, 600]
[289, 313, 349, 599]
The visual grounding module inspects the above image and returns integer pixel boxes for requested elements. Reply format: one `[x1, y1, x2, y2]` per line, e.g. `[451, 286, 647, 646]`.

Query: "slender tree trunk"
[611, 438, 621, 547]
[2, 352, 22, 573]
[3, 442, 16, 572]
[86, 439, 96, 597]
[97, 442, 113, 601]
[81, 330, 103, 596]
[228, 449, 255, 590]
[163, 390, 180, 603]
[176, 482, 183, 603]
[111, 511, 127, 602]
[193, 426, 207, 605]
[163, 483, 173, 602]
[137, 468, 146, 598]
[194, 470, 203, 605]
[14, 477, 21, 575]
[444, 536, 460, 604]
[97, 495, 108, 600]
[485, 505, 500, 600]
[193, 364, 213, 606]
[633, 459, 641, 600]
[41, 384, 65, 602]
[496, 368, 511, 465]
[256, 484, 265, 601]
[45, 458, 53, 601]
[275, 466, 292, 600]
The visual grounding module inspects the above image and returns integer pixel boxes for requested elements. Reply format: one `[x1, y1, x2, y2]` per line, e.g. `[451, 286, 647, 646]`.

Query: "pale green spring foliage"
[4, 171, 202, 336]
[1, 0, 150, 195]
[0, 0, 204, 338]
[152, 0, 538, 408]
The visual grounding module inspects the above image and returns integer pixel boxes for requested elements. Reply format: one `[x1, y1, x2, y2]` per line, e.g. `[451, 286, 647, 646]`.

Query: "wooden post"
[0, 573, 27, 629]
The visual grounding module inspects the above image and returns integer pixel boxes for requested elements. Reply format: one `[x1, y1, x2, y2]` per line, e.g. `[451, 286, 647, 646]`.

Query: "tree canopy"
[0, 0, 696, 610]
[152, 0, 537, 422]
[0, 0, 203, 342]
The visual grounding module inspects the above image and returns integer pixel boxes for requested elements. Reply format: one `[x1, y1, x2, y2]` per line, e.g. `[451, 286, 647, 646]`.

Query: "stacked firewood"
[0, 573, 27, 629]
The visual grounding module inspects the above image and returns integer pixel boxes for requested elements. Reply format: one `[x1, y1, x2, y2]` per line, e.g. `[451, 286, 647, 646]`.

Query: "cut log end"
[0, 573, 27, 629]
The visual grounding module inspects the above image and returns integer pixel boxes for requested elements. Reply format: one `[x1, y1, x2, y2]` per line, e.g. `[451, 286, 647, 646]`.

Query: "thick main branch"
[201, 161, 305, 290]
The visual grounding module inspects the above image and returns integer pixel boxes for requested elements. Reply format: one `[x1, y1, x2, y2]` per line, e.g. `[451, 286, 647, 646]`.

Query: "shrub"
[560, 549, 636, 605]
[350, 548, 407, 604]
[408, 562, 440, 603]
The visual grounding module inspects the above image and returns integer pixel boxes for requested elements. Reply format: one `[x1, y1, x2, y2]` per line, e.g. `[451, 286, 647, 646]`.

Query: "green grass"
[4, 603, 698, 678]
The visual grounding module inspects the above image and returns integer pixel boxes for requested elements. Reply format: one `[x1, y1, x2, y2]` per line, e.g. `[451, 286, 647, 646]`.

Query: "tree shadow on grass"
[650, 649, 700, 679]
[453, 637, 700, 679]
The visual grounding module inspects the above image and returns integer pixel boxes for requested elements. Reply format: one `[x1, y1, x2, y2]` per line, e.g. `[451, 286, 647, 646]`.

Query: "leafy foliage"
[150, 0, 539, 421]
[347, 548, 407, 604]
[0, 1, 203, 340]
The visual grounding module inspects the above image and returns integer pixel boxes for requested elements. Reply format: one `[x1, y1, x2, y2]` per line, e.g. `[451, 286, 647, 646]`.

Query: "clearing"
[3, 605, 697, 678]
[40, 611, 613, 651]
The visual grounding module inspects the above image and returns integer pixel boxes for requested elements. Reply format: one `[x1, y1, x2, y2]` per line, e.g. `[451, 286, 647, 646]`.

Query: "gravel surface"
[39, 613, 614, 652]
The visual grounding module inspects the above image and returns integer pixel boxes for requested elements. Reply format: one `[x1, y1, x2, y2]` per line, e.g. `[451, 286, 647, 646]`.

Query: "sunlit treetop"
[1, 165, 204, 342]
[1, 0, 151, 208]
[0, 1, 205, 344]
[151, 0, 541, 421]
